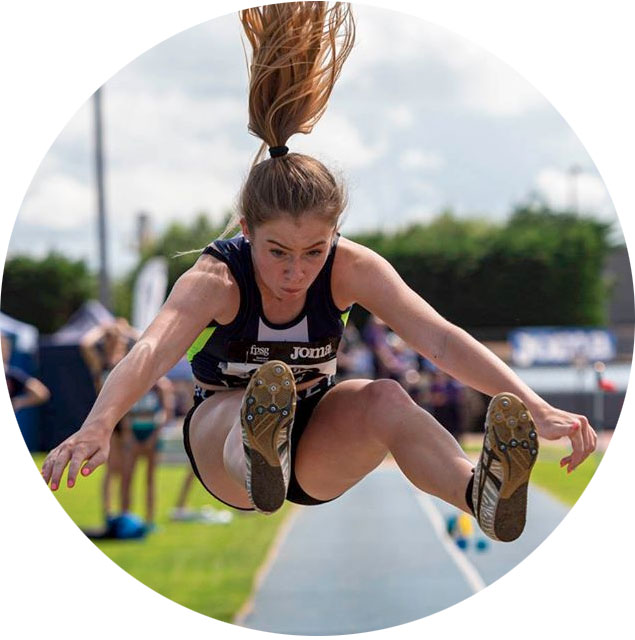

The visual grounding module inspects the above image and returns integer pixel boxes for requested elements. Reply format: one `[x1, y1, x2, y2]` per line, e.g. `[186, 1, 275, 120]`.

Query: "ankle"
[465, 469, 475, 516]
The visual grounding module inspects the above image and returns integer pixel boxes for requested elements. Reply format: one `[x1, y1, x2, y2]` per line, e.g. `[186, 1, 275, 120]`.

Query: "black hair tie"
[269, 145, 289, 158]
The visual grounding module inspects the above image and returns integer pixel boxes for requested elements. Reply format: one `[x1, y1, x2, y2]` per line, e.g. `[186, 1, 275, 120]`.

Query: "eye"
[270, 249, 285, 258]
[307, 250, 323, 257]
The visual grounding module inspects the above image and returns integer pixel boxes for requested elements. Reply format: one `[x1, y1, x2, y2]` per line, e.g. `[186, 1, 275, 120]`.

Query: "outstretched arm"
[12, 376, 50, 412]
[344, 242, 597, 472]
[41, 255, 228, 491]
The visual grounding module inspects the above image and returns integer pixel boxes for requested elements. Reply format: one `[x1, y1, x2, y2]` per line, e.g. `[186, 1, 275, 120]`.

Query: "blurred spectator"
[169, 378, 196, 418]
[2, 332, 50, 412]
[336, 323, 374, 380]
[80, 318, 138, 525]
[170, 468, 233, 525]
[427, 369, 464, 442]
[171, 470, 199, 521]
[361, 315, 434, 404]
[80, 318, 138, 388]
[362, 315, 407, 380]
[385, 331, 426, 404]
[120, 376, 174, 531]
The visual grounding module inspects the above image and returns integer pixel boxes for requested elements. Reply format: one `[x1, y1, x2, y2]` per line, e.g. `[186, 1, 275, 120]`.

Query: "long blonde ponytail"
[218, 2, 355, 239]
[241, 2, 355, 161]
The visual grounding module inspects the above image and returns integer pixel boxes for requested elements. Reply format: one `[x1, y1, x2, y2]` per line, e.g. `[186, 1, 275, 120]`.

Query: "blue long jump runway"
[236, 465, 568, 636]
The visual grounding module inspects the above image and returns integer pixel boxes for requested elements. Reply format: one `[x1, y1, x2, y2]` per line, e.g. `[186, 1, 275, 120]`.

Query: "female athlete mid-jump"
[42, 2, 596, 543]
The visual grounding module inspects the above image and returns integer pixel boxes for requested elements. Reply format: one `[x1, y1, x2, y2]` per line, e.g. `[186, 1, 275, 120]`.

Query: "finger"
[586, 422, 598, 455]
[560, 455, 572, 468]
[573, 418, 597, 469]
[81, 448, 109, 477]
[41, 452, 56, 484]
[567, 427, 585, 473]
[571, 426, 590, 471]
[580, 417, 592, 456]
[50, 447, 72, 490]
[67, 448, 91, 488]
[590, 426, 598, 453]
[42, 450, 62, 486]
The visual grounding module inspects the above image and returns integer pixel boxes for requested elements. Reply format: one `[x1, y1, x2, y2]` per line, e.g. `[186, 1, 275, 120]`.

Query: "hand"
[531, 404, 598, 473]
[41, 424, 112, 491]
[11, 397, 26, 413]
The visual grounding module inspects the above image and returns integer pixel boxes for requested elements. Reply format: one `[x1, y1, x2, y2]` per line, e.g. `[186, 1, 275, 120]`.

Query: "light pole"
[93, 86, 111, 310]
[569, 164, 582, 214]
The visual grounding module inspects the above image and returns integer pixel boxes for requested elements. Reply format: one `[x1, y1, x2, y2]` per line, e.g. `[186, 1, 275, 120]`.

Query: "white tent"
[0, 310, 39, 353]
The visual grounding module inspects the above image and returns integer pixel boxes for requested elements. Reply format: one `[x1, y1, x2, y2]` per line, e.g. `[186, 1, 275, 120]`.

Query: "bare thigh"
[293, 378, 473, 508]
[293, 379, 388, 501]
[107, 431, 125, 474]
[133, 431, 160, 464]
[187, 389, 252, 510]
[186, 377, 473, 512]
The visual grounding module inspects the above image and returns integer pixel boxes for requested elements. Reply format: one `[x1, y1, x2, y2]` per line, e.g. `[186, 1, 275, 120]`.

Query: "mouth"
[281, 287, 302, 295]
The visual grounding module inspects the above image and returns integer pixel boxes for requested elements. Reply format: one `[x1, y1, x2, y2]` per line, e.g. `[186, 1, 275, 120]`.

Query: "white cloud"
[52, 89, 252, 226]
[103, 89, 247, 164]
[108, 160, 241, 226]
[291, 111, 386, 169]
[387, 106, 415, 129]
[346, 5, 547, 117]
[399, 149, 445, 171]
[459, 55, 546, 117]
[535, 167, 615, 218]
[18, 173, 93, 229]
[10, 3, 612, 275]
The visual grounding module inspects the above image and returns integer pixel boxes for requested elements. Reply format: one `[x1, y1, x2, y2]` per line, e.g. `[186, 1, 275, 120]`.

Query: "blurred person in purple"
[2, 332, 50, 412]
[428, 368, 464, 442]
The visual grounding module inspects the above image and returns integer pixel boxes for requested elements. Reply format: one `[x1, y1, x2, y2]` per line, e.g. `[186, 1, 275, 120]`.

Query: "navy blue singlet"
[187, 234, 352, 389]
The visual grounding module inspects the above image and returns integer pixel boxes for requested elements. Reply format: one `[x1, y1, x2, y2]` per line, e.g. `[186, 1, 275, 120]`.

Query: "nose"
[284, 256, 305, 283]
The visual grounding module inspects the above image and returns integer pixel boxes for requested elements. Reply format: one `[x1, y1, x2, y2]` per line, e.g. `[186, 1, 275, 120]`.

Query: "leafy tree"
[1, 252, 96, 333]
[114, 206, 613, 332]
[351, 206, 613, 330]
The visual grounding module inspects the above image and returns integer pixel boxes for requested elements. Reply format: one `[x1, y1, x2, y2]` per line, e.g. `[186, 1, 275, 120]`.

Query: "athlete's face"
[241, 214, 336, 301]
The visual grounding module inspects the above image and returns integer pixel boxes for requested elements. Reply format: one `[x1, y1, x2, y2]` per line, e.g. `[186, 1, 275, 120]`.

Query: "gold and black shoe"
[241, 360, 297, 514]
[472, 392, 539, 542]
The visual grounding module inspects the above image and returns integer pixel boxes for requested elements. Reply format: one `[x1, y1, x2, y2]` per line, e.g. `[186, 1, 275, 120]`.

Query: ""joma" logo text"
[289, 344, 332, 360]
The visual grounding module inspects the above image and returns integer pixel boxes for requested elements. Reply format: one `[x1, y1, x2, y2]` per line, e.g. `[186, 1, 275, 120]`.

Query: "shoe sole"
[473, 392, 538, 542]
[241, 360, 296, 514]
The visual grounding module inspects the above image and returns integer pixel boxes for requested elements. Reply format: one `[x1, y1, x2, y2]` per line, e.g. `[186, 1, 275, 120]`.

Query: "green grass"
[33, 443, 601, 622]
[32, 454, 290, 622]
[528, 447, 603, 506]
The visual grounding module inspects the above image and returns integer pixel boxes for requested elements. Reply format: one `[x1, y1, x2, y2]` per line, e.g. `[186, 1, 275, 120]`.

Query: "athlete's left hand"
[530, 404, 597, 473]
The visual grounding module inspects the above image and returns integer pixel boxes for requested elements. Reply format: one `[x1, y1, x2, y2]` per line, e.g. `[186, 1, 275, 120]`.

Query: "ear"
[239, 217, 250, 240]
[330, 226, 339, 247]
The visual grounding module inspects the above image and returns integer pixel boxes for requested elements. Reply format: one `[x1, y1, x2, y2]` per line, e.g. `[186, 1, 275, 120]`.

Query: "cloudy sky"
[10, 4, 619, 276]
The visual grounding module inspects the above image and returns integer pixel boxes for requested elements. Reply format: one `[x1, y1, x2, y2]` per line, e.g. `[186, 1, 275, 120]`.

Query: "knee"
[363, 379, 417, 427]
[365, 378, 411, 406]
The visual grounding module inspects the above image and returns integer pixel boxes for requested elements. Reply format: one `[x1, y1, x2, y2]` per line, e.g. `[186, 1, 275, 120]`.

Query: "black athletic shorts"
[183, 378, 338, 510]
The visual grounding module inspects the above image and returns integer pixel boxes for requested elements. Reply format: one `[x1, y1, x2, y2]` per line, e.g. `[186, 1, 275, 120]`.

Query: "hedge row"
[350, 207, 613, 329]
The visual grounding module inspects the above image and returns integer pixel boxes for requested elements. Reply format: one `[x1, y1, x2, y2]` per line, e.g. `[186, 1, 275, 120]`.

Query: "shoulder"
[333, 235, 388, 267]
[331, 236, 393, 309]
[170, 250, 239, 324]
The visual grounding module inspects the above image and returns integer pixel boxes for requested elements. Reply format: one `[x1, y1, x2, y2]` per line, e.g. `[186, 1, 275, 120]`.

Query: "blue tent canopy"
[38, 301, 115, 450]
[38, 301, 192, 449]
[40, 300, 115, 347]
[1, 311, 41, 450]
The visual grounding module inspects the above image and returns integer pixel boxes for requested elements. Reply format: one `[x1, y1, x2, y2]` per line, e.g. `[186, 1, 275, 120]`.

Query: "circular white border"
[1, 2, 633, 638]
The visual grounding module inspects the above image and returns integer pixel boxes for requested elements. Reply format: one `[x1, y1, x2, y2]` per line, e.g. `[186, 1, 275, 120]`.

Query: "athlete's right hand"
[41, 424, 111, 491]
